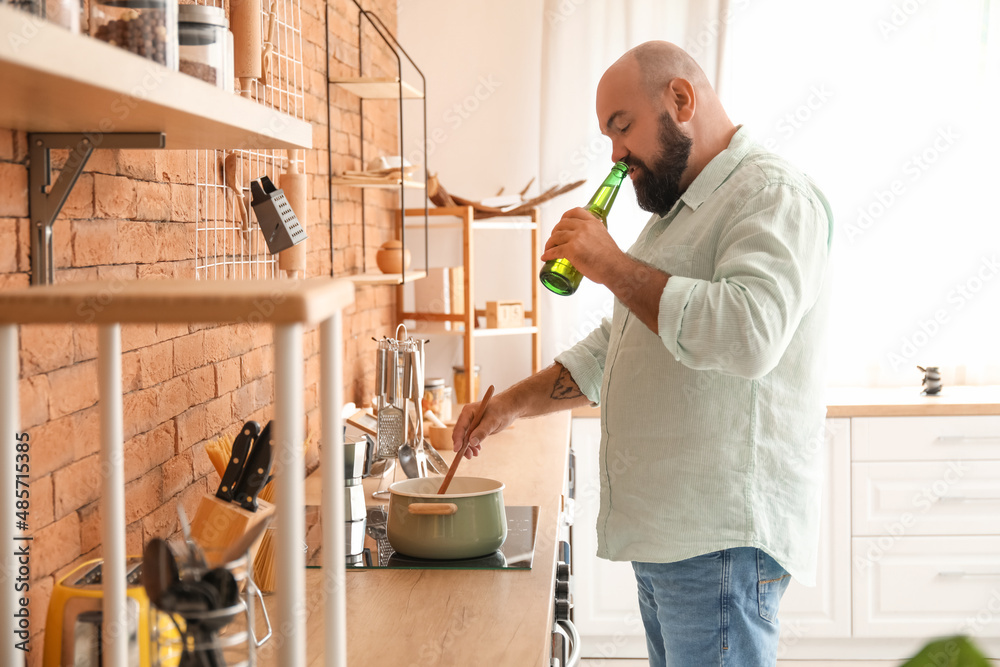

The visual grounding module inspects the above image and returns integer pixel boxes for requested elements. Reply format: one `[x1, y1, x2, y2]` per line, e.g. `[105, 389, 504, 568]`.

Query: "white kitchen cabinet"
[852, 460, 1000, 536]
[852, 415, 1000, 461]
[777, 418, 853, 651]
[852, 535, 1000, 638]
[571, 417, 648, 659]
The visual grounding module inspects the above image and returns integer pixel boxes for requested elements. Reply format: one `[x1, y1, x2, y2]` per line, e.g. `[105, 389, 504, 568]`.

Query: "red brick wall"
[0, 0, 402, 660]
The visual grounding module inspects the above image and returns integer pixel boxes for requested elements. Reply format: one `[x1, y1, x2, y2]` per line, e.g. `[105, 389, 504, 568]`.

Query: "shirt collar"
[678, 125, 755, 212]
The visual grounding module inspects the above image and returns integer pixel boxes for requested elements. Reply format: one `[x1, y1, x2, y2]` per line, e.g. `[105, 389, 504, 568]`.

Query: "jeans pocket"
[756, 549, 791, 624]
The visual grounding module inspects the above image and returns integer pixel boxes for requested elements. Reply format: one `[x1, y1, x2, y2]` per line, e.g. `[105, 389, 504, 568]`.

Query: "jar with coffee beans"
[90, 0, 178, 70]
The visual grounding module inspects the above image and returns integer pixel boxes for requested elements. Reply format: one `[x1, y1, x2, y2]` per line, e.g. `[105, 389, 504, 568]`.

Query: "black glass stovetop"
[305, 505, 538, 571]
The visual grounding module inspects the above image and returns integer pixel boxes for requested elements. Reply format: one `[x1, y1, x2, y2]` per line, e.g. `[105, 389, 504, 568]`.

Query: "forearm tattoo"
[551, 366, 585, 400]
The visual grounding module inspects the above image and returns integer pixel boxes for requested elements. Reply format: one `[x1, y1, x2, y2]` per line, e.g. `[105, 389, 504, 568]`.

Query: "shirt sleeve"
[554, 316, 612, 404]
[657, 182, 832, 379]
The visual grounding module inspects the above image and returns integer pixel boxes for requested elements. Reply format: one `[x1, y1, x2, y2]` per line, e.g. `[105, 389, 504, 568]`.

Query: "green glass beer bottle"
[539, 161, 629, 296]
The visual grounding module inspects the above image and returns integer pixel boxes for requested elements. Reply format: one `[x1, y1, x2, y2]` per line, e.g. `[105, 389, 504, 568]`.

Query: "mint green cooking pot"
[386, 477, 507, 559]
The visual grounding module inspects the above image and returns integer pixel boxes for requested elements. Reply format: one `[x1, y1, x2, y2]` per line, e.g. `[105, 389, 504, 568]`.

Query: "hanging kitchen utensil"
[396, 442, 420, 479]
[278, 149, 308, 278]
[230, 0, 261, 98]
[438, 385, 494, 494]
[376, 342, 404, 460]
[259, 0, 278, 84]
[250, 175, 308, 254]
[223, 152, 251, 242]
[405, 337, 428, 476]
[421, 439, 449, 475]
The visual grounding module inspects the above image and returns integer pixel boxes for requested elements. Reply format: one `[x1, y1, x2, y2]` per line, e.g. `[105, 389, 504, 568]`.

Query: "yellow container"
[453, 364, 481, 403]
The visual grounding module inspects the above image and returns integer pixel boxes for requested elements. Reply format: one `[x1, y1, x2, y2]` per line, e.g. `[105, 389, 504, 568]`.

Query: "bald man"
[454, 41, 833, 666]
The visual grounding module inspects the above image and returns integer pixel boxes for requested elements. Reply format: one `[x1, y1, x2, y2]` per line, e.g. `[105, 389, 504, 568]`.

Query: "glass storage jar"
[452, 364, 481, 404]
[422, 378, 453, 422]
[178, 3, 230, 88]
[90, 0, 178, 70]
[5, 0, 80, 32]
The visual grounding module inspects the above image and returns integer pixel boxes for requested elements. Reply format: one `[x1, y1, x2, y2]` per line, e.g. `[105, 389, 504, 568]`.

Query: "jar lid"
[424, 378, 445, 388]
[97, 0, 171, 7]
[452, 365, 481, 373]
[178, 3, 228, 27]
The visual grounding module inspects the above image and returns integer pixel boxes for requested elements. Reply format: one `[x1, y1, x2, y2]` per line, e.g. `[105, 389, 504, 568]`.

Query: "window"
[725, 0, 1000, 386]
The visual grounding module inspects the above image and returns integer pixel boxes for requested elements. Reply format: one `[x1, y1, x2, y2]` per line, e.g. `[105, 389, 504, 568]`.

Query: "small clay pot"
[375, 240, 411, 274]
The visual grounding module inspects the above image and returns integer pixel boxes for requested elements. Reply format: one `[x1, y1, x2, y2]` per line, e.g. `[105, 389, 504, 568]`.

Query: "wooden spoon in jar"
[437, 384, 494, 495]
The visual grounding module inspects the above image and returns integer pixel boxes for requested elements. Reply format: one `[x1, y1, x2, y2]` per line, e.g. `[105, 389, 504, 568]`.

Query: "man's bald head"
[616, 41, 713, 110]
[595, 41, 737, 212]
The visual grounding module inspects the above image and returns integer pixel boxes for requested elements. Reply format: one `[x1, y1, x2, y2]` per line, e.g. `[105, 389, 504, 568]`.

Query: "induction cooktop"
[304, 505, 539, 571]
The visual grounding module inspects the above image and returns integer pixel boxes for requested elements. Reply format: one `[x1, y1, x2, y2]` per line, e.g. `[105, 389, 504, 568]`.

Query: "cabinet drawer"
[853, 536, 1000, 638]
[852, 416, 1000, 461]
[853, 460, 1000, 536]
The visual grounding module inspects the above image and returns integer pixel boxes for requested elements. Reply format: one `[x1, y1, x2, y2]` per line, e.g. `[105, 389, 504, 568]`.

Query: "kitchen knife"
[234, 420, 274, 512]
[215, 421, 261, 502]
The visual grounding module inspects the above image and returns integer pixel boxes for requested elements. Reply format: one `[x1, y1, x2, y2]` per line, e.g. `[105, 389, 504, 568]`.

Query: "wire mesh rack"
[195, 0, 306, 280]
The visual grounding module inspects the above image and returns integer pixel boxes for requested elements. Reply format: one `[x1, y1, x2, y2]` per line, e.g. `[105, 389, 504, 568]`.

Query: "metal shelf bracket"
[27, 132, 165, 285]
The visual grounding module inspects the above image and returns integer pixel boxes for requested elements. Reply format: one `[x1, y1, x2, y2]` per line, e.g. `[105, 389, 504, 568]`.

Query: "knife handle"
[237, 423, 274, 512]
[216, 422, 259, 501]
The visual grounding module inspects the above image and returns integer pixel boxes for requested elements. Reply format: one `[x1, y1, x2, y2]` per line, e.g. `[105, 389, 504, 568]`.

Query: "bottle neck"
[586, 167, 626, 222]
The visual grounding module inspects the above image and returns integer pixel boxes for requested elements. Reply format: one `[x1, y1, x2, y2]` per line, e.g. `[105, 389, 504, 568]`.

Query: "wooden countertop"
[572, 386, 1000, 419]
[256, 412, 572, 667]
[824, 385, 1000, 417]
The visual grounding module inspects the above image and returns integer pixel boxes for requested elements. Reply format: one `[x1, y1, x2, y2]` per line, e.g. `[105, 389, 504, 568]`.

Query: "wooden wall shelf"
[330, 177, 425, 189]
[329, 77, 423, 99]
[348, 270, 426, 285]
[402, 215, 538, 231]
[0, 5, 312, 150]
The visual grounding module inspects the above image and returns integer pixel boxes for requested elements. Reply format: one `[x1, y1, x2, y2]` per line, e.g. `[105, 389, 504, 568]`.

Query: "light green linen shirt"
[555, 126, 833, 585]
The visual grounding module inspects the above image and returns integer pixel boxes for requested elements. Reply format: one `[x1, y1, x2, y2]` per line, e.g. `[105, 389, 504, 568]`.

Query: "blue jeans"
[632, 548, 791, 667]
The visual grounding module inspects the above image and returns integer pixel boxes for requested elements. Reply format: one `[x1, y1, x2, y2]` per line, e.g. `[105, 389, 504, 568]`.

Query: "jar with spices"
[178, 4, 231, 88]
[452, 364, 481, 404]
[90, 0, 178, 70]
[422, 378, 452, 422]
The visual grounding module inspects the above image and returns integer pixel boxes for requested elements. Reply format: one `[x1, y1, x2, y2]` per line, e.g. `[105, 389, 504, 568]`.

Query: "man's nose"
[610, 141, 628, 164]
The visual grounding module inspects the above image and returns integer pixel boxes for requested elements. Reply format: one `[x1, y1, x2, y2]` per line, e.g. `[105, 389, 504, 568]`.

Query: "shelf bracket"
[27, 132, 166, 285]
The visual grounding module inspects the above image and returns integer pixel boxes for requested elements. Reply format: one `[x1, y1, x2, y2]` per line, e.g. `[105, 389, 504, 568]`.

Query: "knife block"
[189, 493, 275, 567]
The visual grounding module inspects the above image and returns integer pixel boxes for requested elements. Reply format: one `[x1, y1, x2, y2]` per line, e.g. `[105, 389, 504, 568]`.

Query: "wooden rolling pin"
[230, 0, 262, 98]
[279, 149, 308, 278]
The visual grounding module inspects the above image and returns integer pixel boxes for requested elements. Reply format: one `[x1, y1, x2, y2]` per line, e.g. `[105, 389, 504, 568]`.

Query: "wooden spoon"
[437, 385, 494, 495]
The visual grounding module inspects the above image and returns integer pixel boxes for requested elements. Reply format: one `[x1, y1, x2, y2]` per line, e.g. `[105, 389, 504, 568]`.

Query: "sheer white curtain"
[723, 0, 1000, 387]
[539, 0, 1000, 388]
[538, 0, 733, 364]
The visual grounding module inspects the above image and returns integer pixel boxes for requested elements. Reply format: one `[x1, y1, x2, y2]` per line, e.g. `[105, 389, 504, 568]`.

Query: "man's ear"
[662, 78, 696, 123]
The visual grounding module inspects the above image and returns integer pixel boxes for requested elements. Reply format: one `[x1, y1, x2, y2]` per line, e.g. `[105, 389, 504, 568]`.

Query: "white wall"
[397, 0, 547, 398]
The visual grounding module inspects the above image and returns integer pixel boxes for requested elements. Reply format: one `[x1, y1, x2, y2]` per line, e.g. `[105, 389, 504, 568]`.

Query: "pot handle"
[408, 503, 458, 515]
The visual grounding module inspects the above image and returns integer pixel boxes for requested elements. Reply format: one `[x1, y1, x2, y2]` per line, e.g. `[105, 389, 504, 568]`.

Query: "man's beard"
[627, 112, 693, 216]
